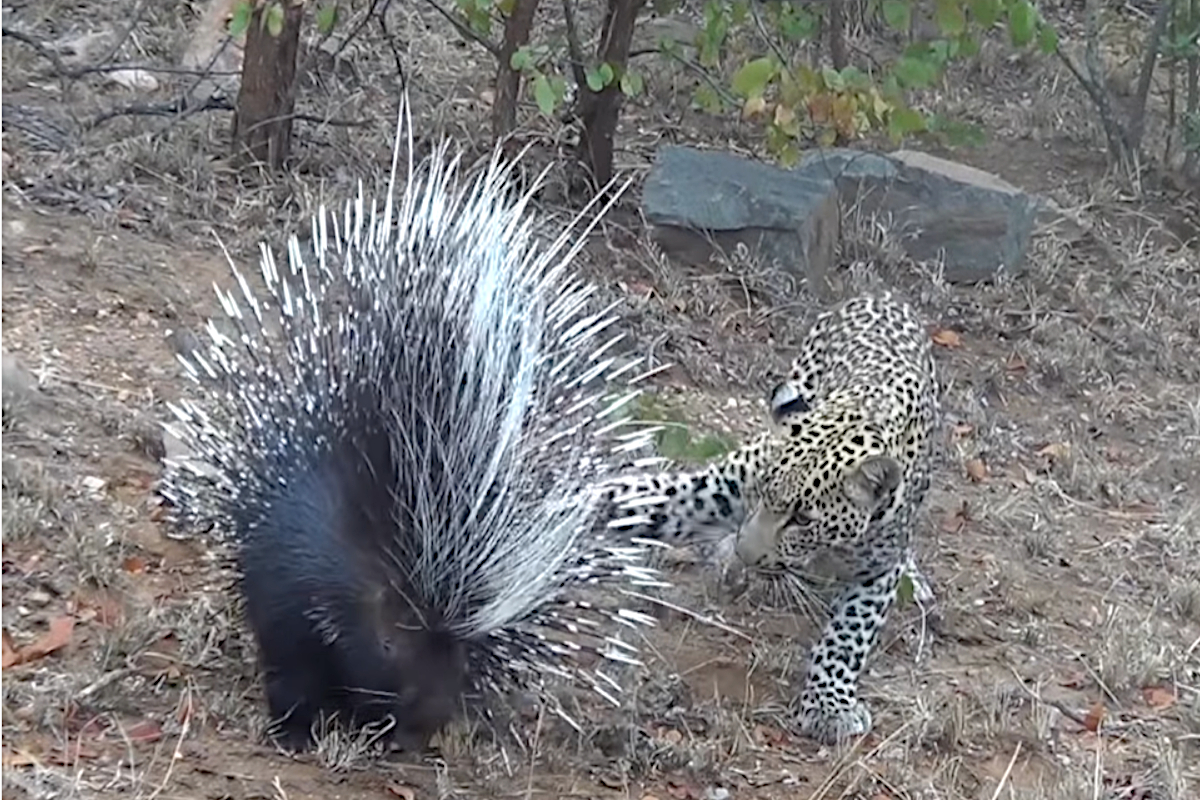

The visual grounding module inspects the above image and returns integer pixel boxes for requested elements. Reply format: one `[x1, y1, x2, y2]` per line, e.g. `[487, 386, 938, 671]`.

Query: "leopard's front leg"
[793, 559, 902, 744]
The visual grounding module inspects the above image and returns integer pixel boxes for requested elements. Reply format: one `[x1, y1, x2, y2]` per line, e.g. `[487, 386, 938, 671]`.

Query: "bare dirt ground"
[3, 1, 1200, 799]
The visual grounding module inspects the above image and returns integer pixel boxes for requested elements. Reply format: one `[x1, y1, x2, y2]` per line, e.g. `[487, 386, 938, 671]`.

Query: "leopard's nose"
[735, 506, 780, 567]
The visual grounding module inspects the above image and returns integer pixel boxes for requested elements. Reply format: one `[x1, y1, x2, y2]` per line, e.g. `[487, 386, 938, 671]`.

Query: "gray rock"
[642, 147, 841, 300]
[642, 145, 1040, 290]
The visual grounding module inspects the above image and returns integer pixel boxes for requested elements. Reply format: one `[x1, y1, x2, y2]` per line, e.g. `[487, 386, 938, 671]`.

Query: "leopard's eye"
[790, 508, 818, 526]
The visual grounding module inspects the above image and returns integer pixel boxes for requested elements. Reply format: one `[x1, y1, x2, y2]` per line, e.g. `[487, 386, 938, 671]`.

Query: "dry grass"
[4, 0, 1200, 798]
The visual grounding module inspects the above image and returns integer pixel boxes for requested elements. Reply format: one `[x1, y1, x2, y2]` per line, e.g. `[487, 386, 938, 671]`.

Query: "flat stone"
[643, 145, 1041, 291]
[797, 148, 1039, 283]
[642, 147, 842, 300]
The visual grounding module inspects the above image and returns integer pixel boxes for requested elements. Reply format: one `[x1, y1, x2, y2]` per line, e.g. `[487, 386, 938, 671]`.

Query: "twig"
[1007, 665, 1132, 733]
[2, 27, 68, 74]
[414, 0, 502, 58]
[86, 95, 369, 131]
[561, 0, 589, 89]
[989, 742, 1022, 800]
[652, 46, 739, 107]
[76, 668, 134, 701]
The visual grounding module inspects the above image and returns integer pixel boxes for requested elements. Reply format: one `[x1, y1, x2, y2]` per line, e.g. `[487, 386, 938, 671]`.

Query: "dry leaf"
[1082, 702, 1106, 732]
[1, 629, 17, 668]
[952, 422, 975, 438]
[965, 458, 988, 482]
[1006, 352, 1027, 372]
[931, 328, 963, 348]
[742, 95, 768, 119]
[1142, 686, 1176, 709]
[1037, 442, 1071, 462]
[2, 748, 42, 768]
[8, 617, 75, 666]
[940, 501, 970, 533]
[108, 68, 159, 92]
[122, 556, 148, 574]
[127, 719, 164, 744]
[386, 783, 417, 800]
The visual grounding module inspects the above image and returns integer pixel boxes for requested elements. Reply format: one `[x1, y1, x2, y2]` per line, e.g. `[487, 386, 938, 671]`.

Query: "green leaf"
[821, 66, 844, 91]
[731, 57, 777, 98]
[598, 62, 615, 86]
[969, 0, 1002, 27]
[693, 83, 723, 114]
[265, 2, 285, 37]
[893, 54, 940, 88]
[934, 0, 966, 36]
[888, 106, 927, 138]
[956, 33, 980, 58]
[510, 47, 531, 71]
[897, 573, 916, 606]
[533, 73, 557, 116]
[778, 3, 817, 41]
[1008, 0, 1036, 47]
[585, 67, 605, 92]
[882, 0, 911, 32]
[1037, 23, 1059, 54]
[229, 0, 253, 37]
[620, 70, 645, 97]
[496, 0, 517, 14]
[315, 4, 338, 35]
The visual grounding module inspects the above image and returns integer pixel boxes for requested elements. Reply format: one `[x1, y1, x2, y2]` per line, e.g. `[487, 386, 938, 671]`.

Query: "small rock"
[2, 349, 41, 416]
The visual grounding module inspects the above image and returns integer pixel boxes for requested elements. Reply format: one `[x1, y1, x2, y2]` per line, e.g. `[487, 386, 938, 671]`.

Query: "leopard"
[604, 290, 941, 745]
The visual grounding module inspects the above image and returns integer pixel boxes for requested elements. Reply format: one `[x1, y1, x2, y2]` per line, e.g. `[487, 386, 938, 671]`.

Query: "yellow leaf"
[931, 327, 963, 347]
[965, 458, 988, 482]
[742, 95, 768, 119]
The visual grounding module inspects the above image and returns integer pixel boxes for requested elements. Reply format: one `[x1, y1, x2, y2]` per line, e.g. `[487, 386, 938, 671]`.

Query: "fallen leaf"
[1037, 442, 1071, 462]
[1142, 686, 1176, 709]
[742, 95, 768, 119]
[1082, 702, 1106, 732]
[127, 719, 164, 744]
[2, 748, 42, 768]
[2, 629, 17, 668]
[8, 617, 75, 666]
[107, 68, 159, 92]
[1059, 671, 1087, 689]
[122, 556, 148, 574]
[965, 458, 988, 482]
[386, 783, 417, 800]
[940, 500, 970, 533]
[931, 327, 963, 348]
[1006, 351, 1027, 372]
[952, 422, 975, 438]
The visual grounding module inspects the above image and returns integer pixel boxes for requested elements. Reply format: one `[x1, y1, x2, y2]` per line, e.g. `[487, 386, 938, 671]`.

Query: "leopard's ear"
[767, 381, 809, 426]
[842, 455, 903, 509]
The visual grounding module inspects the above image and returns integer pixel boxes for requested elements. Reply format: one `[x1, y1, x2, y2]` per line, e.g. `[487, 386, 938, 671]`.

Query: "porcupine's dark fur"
[158, 99, 667, 753]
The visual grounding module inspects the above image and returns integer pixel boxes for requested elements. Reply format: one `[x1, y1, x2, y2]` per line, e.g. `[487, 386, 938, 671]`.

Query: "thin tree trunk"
[829, 0, 848, 71]
[233, 0, 305, 170]
[574, 0, 646, 189]
[493, 0, 541, 141]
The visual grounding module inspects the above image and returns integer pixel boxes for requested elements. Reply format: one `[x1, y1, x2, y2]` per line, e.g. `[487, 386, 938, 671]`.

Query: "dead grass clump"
[1090, 606, 1186, 700]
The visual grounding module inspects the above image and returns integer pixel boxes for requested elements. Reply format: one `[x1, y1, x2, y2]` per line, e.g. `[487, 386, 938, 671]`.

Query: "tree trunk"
[493, 0, 542, 141]
[828, 0, 848, 71]
[233, 0, 305, 170]
[574, 0, 646, 189]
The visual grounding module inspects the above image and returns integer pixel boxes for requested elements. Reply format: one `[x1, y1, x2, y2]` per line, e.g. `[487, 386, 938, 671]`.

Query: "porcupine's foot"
[263, 672, 324, 752]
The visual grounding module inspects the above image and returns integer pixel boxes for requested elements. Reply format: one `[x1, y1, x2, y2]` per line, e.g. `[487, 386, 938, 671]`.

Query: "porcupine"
[158, 100, 667, 754]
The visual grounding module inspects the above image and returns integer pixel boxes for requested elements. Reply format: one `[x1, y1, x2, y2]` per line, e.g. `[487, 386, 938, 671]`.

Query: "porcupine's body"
[159, 102, 663, 752]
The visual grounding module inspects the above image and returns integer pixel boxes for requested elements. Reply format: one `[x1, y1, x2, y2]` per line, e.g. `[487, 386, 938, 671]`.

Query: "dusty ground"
[3, 1, 1199, 799]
